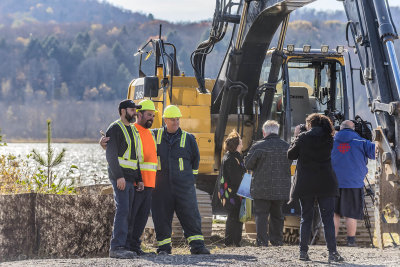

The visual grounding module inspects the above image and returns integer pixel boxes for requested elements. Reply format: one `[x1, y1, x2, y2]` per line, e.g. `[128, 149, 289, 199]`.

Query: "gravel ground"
[2, 245, 400, 267]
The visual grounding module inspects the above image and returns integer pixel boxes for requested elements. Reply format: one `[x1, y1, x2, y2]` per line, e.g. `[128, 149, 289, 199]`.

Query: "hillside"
[0, 1, 399, 139]
[0, 0, 150, 25]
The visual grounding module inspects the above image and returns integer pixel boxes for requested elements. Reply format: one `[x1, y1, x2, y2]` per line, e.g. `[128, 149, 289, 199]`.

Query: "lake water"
[0, 143, 108, 185]
[0, 143, 377, 186]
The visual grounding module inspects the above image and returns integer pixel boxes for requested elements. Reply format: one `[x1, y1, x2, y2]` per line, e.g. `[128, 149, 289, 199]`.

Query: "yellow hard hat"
[163, 105, 182, 118]
[138, 99, 157, 112]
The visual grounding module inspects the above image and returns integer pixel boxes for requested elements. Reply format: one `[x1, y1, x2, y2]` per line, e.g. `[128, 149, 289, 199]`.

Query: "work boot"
[328, 251, 344, 263]
[132, 248, 156, 256]
[109, 247, 137, 259]
[157, 250, 171, 255]
[299, 251, 310, 261]
[190, 246, 211, 255]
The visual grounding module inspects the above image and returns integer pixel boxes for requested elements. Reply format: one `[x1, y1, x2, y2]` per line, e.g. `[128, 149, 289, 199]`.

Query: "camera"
[352, 115, 373, 141]
[299, 124, 308, 133]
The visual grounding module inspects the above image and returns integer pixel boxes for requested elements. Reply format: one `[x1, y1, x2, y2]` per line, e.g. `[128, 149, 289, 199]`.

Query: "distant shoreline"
[5, 139, 98, 144]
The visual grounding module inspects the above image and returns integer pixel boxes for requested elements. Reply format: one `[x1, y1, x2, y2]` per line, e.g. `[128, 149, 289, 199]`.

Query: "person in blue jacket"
[331, 120, 375, 247]
[152, 105, 210, 255]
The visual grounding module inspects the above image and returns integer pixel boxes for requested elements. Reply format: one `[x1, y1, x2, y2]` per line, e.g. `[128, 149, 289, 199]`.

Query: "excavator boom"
[343, 0, 400, 248]
[194, 0, 400, 247]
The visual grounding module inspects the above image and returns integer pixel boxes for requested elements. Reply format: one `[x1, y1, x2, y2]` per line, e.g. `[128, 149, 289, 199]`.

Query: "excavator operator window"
[260, 52, 346, 136]
[286, 60, 345, 121]
[286, 62, 315, 127]
[334, 62, 345, 114]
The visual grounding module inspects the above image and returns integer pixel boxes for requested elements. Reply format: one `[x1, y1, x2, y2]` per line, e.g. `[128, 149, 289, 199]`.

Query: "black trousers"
[299, 197, 337, 253]
[225, 201, 243, 246]
[126, 187, 153, 251]
[254, 199, 284, 246]
[152, 184, 204, 253]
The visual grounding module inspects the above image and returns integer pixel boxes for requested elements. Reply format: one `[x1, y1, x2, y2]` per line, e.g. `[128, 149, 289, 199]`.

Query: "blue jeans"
[110, 178, 135, 251]
[299, 197, 337, 253]
[127, 187, 152, 251]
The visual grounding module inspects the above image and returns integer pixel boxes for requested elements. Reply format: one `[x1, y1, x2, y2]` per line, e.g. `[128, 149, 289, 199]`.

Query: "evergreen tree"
[69, 43, 84, 66]
[42, 35, 60, 58]
[74, 32, 91, 50]
[115, 63, 131, 98]
[112, 41, 126, 63]
[24, 38, 45, 61]
[85, 39, 100, 58]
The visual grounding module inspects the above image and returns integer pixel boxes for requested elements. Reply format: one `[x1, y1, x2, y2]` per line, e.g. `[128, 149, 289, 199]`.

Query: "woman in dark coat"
[287, 113, 344, 263]
[219, 130, 245, 247]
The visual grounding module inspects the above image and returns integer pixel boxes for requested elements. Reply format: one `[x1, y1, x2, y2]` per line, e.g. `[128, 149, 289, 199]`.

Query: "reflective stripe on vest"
[132, 125, 158, 172]
[192, 169, 199, 175]
[157, 128, 188, 172]
[151, 130, 157, 152]
[179, 158, 184, 171]
[156, 128, 164, 171]
[157, 237, 171, 246]
[132, 126, 143, 162]
[180, 131, 187, 148]
[178, 131, 187, 171]
[115, 120, 139, 170]
[115, 120, 132, 159]
[141, 130, 157, 172]
[140, 162, 158, 172]
[156, 128, 186, 147]
[187, 235, 204, 243]
[118, 158, 138, 170]
[157, 156, 161, 170]
[156, 128, 164, 145]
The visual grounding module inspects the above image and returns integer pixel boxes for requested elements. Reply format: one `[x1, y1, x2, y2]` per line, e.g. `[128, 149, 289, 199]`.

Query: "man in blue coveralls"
[152, 105, 210, 255]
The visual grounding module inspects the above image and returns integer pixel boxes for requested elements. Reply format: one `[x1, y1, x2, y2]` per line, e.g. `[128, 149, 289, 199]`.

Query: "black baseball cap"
[118, 99, 142, 110]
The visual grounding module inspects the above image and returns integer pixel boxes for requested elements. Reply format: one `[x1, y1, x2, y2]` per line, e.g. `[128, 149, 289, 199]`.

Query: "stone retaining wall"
[0, 193, 114, 261]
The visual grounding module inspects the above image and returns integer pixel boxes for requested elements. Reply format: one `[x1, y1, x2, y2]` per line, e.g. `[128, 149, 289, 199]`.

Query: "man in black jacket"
[245, 120, 291, 246]
[106, 99, 144, 259]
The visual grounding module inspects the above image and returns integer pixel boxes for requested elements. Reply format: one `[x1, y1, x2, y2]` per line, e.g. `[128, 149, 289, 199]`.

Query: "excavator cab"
[260, 46, 348, 139]
[256, 46, 350, 243]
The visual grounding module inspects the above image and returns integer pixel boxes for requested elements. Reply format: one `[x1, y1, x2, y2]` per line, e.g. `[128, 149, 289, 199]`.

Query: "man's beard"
[125, 113, 135, 123]
[144, 119, 153, 128]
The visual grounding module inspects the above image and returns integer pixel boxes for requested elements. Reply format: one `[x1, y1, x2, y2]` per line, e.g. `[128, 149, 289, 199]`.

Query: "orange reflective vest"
[134, 123, 157, 188]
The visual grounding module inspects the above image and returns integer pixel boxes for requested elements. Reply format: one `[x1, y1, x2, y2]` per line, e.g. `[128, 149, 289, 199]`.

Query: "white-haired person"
[245, 120, 292, 247]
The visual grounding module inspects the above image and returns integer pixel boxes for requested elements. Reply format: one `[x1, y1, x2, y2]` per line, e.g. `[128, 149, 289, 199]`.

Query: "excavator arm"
[192, 0, 315, 164]
[193, 0, 400, 247]
[343, 0, 400, 248]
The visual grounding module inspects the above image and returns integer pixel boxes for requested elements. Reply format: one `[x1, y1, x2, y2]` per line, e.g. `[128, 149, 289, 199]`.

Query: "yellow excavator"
[128, 0, 400, 248]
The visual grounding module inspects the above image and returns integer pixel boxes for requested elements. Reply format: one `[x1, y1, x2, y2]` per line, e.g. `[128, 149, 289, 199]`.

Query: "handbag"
[239, 198, 252, 223]
[236, 172, 253, 200]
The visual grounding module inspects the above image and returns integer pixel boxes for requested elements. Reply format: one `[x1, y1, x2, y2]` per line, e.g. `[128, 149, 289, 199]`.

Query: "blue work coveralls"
[151, 127, 204, 253]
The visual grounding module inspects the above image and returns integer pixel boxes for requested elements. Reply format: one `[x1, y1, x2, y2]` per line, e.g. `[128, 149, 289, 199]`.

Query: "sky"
[104, 0, 400, 22]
